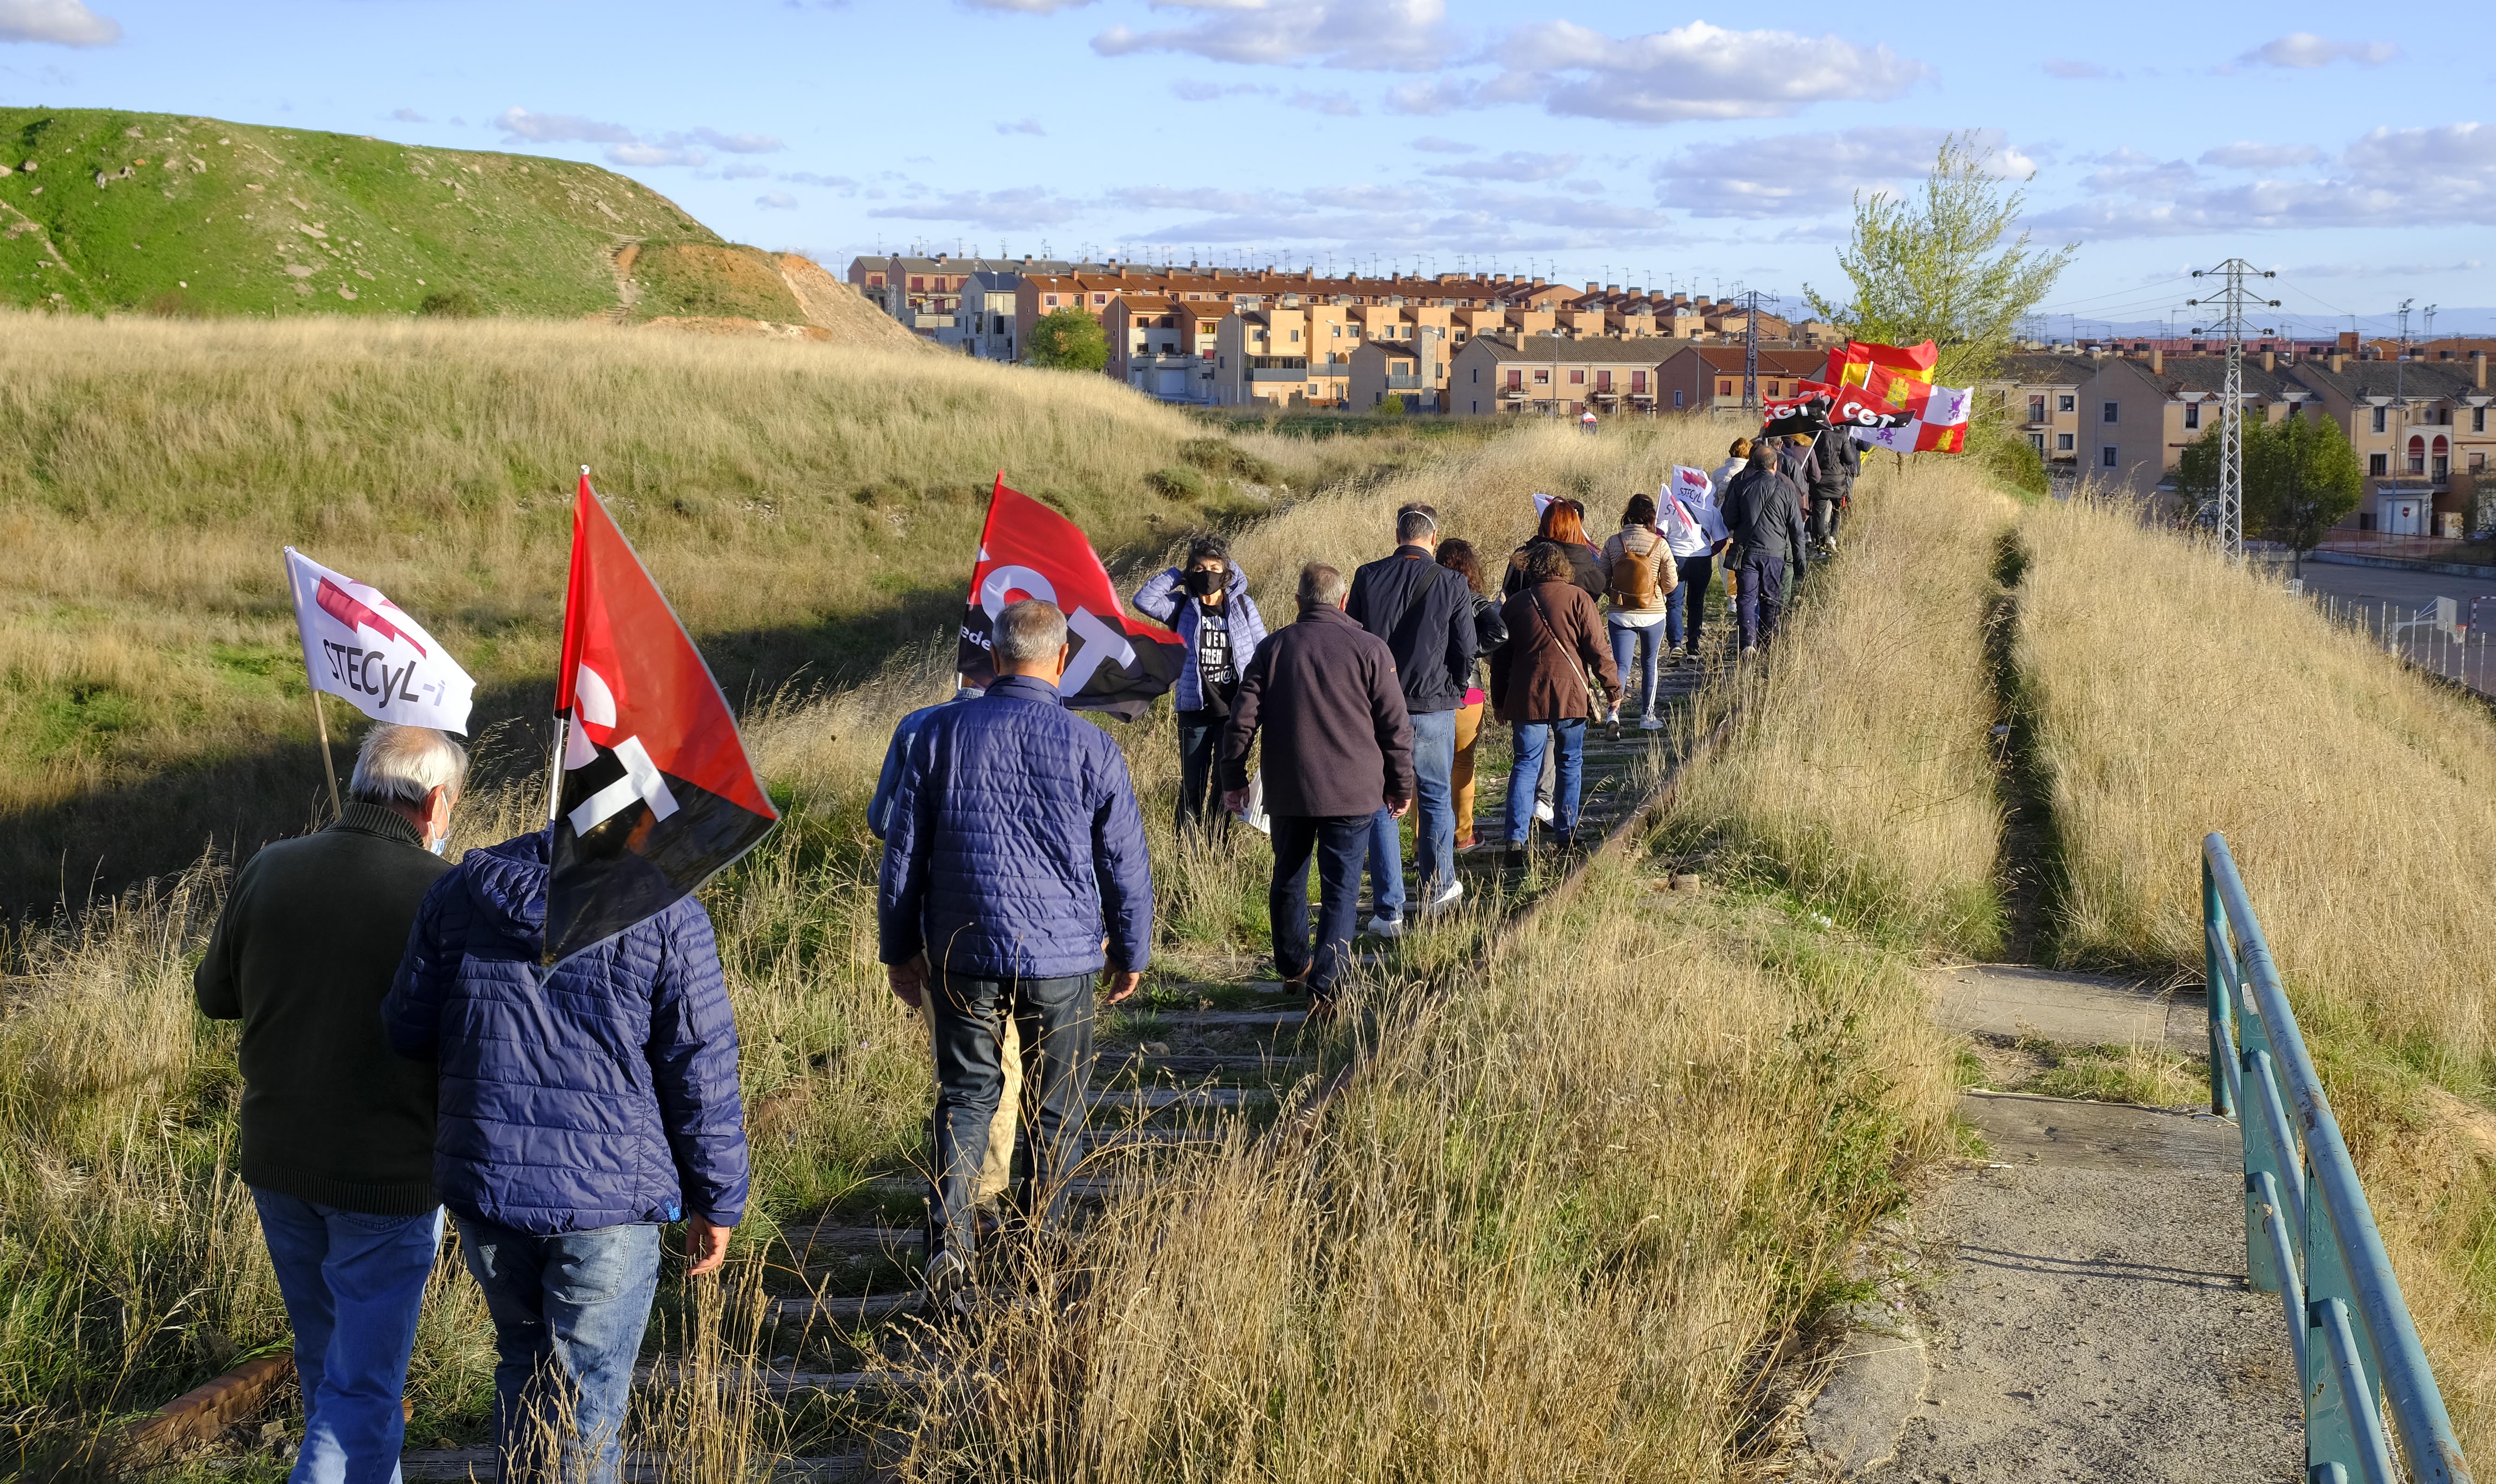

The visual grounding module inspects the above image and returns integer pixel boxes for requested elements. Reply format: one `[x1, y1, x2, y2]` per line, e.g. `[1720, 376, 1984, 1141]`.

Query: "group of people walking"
[188, 435, 1852, 1484]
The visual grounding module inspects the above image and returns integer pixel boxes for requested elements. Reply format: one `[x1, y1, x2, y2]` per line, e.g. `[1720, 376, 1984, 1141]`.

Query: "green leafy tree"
[2173, 422, 2227, 529]
[1804, 132, 2077, 386]
[1373, 392, 1406, 418]
[1025, 307, 1108, 373]
[2248, 414, 2364, 570]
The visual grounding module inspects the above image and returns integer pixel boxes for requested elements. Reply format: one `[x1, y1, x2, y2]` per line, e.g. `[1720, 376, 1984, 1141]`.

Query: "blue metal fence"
[2203, 832, 2473, 1483]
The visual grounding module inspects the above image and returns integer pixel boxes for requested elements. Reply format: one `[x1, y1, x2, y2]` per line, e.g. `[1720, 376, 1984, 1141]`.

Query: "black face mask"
[1183, 568, 1223, 596]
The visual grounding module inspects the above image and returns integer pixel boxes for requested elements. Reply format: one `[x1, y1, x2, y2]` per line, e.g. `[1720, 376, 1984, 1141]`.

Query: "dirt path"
[1797, 967, 2304, 1481]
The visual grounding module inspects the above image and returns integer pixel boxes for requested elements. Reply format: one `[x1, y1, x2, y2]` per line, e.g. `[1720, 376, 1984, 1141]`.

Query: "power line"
[2186, 259, 2281, 563]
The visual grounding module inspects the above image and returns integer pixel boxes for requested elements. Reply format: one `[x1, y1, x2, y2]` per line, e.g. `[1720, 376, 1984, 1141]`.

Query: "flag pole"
[311, 690, 344, 821]
[546, 465, 586, 830]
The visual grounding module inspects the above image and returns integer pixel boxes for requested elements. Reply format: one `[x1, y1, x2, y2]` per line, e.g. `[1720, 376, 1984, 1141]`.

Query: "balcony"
[1383, 374, 1425, 390]
[1248, 366, 1313, 382]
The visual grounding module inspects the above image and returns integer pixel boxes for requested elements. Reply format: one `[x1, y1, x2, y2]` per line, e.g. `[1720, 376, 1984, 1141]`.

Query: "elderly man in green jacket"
[195, 723, 466, 1484]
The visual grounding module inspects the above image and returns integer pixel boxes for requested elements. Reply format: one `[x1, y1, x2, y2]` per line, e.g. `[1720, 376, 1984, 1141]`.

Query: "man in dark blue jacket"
[878, 598, 1152, 1292]
[1344, 503, 1475, 930]
[1719, 445, 1812, 652]
[384, 833, 746, 1484]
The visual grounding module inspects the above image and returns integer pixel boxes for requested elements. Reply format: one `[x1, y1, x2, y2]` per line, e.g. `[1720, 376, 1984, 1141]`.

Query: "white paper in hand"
[284, 547, 476, 733]
[1232, 769, 1272, 836]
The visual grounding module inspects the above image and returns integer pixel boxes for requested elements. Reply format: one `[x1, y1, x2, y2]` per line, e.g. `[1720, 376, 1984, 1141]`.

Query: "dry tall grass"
[900, 864, 1959, 1483]
[2012, 497, 2496, 1451]
[0, 309, 1401, 909]
[1668, 460, 2017, 954]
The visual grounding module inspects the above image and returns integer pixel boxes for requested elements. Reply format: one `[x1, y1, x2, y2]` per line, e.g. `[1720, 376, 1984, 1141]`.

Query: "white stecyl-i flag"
[284, 547, 475, 733]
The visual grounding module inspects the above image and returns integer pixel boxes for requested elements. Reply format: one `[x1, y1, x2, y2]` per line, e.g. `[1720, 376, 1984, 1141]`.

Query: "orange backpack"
[1608, 534, 1661, 608]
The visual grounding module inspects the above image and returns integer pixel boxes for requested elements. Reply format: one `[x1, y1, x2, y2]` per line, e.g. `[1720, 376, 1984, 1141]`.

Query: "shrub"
[1176, 437, 1281, 484]
[1146, 465, 1209, 501]
[417, 288, 484, 319]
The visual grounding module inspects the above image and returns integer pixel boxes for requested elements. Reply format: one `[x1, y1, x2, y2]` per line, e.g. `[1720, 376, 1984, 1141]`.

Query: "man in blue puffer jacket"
[879, 598, 1152, 1293]
[383, 832, 745, 1484]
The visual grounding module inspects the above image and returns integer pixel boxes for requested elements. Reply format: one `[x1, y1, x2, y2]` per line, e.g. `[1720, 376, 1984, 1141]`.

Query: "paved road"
[2296, 558, 2496, 695]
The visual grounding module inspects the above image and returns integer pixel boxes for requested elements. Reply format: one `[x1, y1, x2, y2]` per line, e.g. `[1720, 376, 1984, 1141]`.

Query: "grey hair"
[1395, 503, 1438, 544]
[348, 724, 469, 808]
[992, 598, 1069, 667]
[1296, 562, 1348, 609]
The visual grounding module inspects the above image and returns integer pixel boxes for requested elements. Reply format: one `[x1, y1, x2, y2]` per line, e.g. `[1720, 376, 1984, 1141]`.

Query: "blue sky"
[4, 0, 2491, 337]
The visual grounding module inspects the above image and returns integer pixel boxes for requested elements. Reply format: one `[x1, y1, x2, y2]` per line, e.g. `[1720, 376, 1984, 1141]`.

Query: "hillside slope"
[0, 106, 916, 347]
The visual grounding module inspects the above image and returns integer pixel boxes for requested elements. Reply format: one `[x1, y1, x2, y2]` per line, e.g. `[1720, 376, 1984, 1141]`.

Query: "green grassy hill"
[0, 106, 814, 322]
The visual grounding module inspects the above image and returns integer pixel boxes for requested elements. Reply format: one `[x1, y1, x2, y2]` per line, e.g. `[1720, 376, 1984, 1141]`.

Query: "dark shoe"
[1501, 848, 1528, 870]
[1304, 994, 1341, 1026]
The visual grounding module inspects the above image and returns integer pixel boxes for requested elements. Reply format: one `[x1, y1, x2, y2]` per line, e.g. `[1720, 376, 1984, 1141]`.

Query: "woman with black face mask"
[1132, 533, 1270, 837]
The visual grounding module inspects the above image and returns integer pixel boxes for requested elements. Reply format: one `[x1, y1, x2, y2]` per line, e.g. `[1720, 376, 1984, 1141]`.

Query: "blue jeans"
[1367, 706, 1458, 915]
[251, 1190, 442, 1484]
[1271, 814, 1368, 996]
[1667, 552, 1714, 651]
[1609, 621, 1666, 715]
[1734, 549, 1790, 649]
[927, 969, 1095, 1259]
[1505, 719, 1585, 845]
[459, 1217, 663, 1484]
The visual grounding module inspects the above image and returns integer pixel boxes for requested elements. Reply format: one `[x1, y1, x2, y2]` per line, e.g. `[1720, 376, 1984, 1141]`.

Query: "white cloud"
[869, 186, 1084, 227]
[1408, 135, 1475, 154]
[1171, 79, 1272, 101]
[496, 107, 636, 145]
[1653, 126, 2027, 218]
[712, 162, 773, 180]
[2240, 33, 2398, 69]
[2199, 141, 2322, 169]
[1287, 89, 1361, 116]
[782, 171, 859, 190]
[755, 192, 799, 210]
[389, 107, 428, 124]
[1426, 150, 1578, 182]
[1406, 20, 1929, 124]
[1094, 0, 1454, 72]
[962, 0, 1095, 10]
[2032, 124, 2496, 236]
[2042, 59, 2115, 80]
[0, 0, 118, 46]
[608, 143, 706, 167]
[995, 117, 1047, 135]
[689, 127, 783, 154]
[2277, 259, 2483, 280]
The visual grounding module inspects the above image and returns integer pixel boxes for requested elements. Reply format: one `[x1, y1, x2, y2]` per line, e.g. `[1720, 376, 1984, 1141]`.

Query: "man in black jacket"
[1223, 563, 1414, 1012]
[195, 724, 465, 1484]
[1719, 446, 1811, 652]
[1808, 428, 1859, 555]
[1344, 503, 1475, 929]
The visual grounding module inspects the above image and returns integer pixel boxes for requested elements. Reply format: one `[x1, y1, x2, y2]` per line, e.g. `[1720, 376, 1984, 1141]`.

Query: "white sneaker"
[1419, 879, 1464, 915]
[1363, 913, 1406, 939]
[1639, 713, 1664, 731]
[1605, 707, 1621, 727]
[1534, 798, 1555, 825]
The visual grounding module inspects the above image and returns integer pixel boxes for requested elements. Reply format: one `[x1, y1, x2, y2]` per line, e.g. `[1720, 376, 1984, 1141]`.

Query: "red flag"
[549, 471, 777, 962]
[1796, 379, 1915, 431]
[1824, 339, 1940, 407]
[955, 475, 1182, 722]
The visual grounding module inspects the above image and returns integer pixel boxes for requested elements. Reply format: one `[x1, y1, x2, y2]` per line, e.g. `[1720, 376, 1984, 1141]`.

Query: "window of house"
[910, 276, 925, 290]
[1569, 369, 1586, 385]
[1044, 294, 1058, 307]
[2372, 407, 2388, 433]
[2059, 394, 2076, 413]
[1596, 370, 1611, 392]
[1719, 379, 1734, 396]
[2102, 446, 2118, 468]
[2103, 401, 2119, 424]
[2184, 403, 2200, 430]
[2057, 432, 2075, 451]
[1675, 389, 1685, 408]
[2029, 433, 2045, 453]
[1507, 370, 1522, 390]
[1095, 294, 1107, 305]
[1332, 325, 1342, 337]
[1471, 368, 1479, 383]
[1632, 371, 1647, 392]
[2369, 452, 2388, 476]
[2029, 395, 2047, 422]
[1535, 369, 1551, 385]
[2476, 408, 2488, 433]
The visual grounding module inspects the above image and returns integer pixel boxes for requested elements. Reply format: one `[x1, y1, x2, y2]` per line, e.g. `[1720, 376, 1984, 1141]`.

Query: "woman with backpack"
[1490, 543, 1621, 865]
[1598, 494, 1678, 730]
[1132, 533, 1270, 837]
[1434, 538, 1506, 852]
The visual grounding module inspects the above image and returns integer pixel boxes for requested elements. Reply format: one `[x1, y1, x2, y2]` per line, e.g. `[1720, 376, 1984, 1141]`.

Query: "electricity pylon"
[2189, 260, 2281, 561]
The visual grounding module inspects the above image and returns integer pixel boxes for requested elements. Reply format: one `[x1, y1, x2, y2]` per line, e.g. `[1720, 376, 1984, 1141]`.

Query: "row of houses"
[844, 253, 1839, 386]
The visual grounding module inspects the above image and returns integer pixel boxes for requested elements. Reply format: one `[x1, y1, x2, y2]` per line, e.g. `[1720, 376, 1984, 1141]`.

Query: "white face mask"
[430, 834, 449, 856]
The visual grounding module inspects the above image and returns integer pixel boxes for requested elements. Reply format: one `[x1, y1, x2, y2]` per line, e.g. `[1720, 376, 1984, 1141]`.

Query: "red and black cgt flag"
[1759, 390, 1835, 438]
[1797, 379, 1915, 431]
[548, 471, 778, 963]
[955, 475, 1182, 722]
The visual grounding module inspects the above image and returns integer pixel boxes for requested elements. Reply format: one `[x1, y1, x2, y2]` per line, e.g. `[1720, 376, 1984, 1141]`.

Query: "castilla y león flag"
[549, 471, 777, 962]
[955, 475, 1182, 722]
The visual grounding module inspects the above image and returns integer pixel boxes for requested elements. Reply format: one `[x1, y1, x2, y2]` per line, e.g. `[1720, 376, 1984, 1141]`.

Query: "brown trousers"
[919, 998, 1020, 1203]
[1451, 700, 1486, 846]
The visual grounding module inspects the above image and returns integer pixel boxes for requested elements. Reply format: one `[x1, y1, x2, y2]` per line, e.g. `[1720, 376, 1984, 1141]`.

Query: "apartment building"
[1649, 346, 1836, 415]
[1210, 305, 1327, 408]
[1987, 353, 2090, 468]
[1446, 336, 1669, 417]
[2072, 348, 2496, 533]
[846, 254, 1112, 342]
[1349, 327, 1451, 413]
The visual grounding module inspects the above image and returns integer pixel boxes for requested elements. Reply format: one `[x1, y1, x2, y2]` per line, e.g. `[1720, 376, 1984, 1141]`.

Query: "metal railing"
[2203, 833, 2472, 1482]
